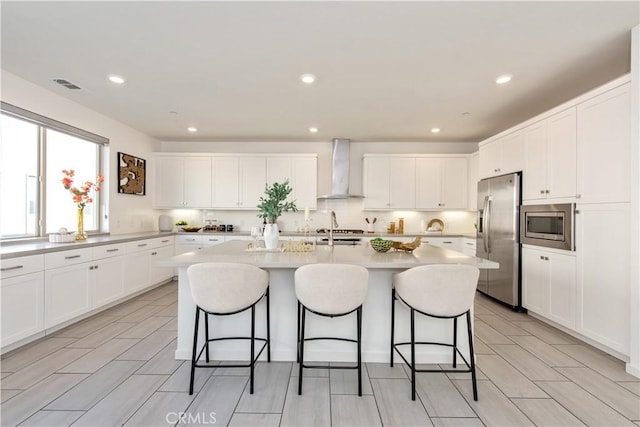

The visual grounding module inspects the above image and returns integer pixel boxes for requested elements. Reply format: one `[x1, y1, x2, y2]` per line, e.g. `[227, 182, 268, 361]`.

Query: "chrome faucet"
[329, 210, 339, 247]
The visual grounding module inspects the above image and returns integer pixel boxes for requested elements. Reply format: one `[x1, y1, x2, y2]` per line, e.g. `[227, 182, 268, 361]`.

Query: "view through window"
[0, 105, 107, 240]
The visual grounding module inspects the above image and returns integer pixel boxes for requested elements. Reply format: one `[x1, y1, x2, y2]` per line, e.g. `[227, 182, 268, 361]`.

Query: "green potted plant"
[257, 180, 297, 248]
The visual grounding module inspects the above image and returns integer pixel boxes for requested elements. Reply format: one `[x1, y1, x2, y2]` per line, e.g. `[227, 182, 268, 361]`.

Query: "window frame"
[1, 102, 109, 240]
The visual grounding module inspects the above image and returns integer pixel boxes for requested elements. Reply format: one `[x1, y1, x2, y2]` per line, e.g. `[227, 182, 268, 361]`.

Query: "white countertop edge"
[161, 240, 498, 270]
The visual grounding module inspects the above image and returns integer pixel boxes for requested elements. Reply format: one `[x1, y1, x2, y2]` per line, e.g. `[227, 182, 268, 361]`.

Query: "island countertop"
[161, 239, 498, 270]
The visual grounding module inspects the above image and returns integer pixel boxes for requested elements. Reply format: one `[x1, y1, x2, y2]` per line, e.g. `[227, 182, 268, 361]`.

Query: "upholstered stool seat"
[295, 263, 368, 395]
[390, 264, 480, 401]
[187, 262, 270, 395]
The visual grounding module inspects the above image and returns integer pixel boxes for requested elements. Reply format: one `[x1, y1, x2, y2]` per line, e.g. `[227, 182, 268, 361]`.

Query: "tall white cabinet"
[577, 83, 631, 203]
[575, 203, 630, 355]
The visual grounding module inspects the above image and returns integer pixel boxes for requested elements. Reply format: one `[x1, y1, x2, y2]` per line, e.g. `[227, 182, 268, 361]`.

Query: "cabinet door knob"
[545, 190, 550, 194]
[540, 190, 545, 194]
[540, 255, 544, 260]
[95, 265, 99, 269]
[576, 194, 581, 199]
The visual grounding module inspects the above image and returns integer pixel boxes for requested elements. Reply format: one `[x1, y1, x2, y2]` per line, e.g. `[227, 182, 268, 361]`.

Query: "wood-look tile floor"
[2, 281, 638, 426]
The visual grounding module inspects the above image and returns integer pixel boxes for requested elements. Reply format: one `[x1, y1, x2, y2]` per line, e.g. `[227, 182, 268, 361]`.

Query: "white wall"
[1, 70, 159, 235]
[629, 25, 639, 377]
[157, 140, 478, 234]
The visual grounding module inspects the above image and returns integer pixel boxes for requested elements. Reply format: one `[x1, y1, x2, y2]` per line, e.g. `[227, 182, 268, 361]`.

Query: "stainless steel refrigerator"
[476, 172, 523, 311]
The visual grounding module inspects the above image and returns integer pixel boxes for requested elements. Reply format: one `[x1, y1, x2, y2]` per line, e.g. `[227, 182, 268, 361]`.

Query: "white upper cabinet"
[416, 157, 467, 209]
[479, 130, 525, 179]
[213, 156, 266, 209]
[523, 108, 577, 201]
[364, 155, 467, 211]
[266, 155, 317, 210]
[577, 83, 631, 203]
[363, 156, 415, 210]
[153, 156, 212, 208]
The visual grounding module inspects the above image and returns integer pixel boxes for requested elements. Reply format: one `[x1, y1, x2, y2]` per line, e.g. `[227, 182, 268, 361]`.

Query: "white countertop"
[162, 239, 497, 270]
[0, 232, 174, 259]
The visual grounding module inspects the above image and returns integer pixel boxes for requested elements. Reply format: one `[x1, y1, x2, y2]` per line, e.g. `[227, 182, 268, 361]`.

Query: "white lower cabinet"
[575, 203, 630, 355]
[125, 237, 175, 294]
[93, 256, 125, 308]
[423, 237, 462, 252]
[462, 238, 476, 256]
[44, 261, 93, 329]
[522, 247, 576, 329]
[1, 271, 44, 347]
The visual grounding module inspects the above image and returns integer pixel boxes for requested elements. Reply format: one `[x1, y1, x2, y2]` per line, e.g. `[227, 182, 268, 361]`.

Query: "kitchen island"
[161, 240, 498, 363]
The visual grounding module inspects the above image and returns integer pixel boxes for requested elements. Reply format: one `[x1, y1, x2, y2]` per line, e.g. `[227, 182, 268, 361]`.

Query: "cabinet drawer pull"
[106, 249, 119, 252]
[207, 239, 220, 242]
[137, 243, 148, 247]
[1, 265, 24, 271]
[65, 255, 81, 259]
[186, 238, 196, 242]
[465, 242, 474, 246]
[161, 239, 170, 243]
[443, 241, 453, 244]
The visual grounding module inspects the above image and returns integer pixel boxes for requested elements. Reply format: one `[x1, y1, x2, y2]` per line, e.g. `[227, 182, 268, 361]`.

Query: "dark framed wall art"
[118, 152, 146, 195]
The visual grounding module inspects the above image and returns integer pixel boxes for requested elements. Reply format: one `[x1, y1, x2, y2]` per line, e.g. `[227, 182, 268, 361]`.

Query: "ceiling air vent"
[53, 79, 81, 90]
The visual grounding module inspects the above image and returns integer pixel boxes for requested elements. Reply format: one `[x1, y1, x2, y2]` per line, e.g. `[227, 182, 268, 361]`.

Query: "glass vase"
[76, 207, 87, 241]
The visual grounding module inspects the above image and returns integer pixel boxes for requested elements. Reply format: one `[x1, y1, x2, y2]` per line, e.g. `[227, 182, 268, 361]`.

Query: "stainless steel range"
[315, 228, 364, 245]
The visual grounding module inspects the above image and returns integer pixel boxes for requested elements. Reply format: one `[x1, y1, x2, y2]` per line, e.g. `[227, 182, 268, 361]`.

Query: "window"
[0, 103, 108, 240]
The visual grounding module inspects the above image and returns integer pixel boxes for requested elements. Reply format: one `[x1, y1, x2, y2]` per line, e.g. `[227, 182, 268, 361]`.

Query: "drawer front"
[44, 248, 93, 270]
[201, 235, 224, 246]
[0, 254, 45, 279]
[175, 235, 203, 245]
[148, 236, 175, 248]
[125, 240, 154, 253]
[92, 243, 126, 260]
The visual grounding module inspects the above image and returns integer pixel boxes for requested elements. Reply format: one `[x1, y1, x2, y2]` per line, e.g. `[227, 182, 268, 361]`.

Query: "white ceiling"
[1, 1, 638, 143]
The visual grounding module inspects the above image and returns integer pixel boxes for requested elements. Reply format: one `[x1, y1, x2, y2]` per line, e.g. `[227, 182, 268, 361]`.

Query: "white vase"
[263, 223, 279, 249]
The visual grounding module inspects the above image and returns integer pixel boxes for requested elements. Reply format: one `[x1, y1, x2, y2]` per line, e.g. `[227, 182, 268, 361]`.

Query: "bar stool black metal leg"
[189, 307, 200, 395]
[452, 316, 458, 368]
[266, 288, 271, 363]
[466, 311, 478, 401]
[298, 307, 306, 395]
[357, 306, 362, 397]
[390, 288, 395, 367]
[296, 301, 301, 363]
[410, 307, 416, 401]
[250, 305, 255, 394]
[204, 311, 210, 363]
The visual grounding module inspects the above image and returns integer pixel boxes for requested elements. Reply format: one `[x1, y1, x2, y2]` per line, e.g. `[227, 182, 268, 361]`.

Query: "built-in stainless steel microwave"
[520, 203, 574, 251]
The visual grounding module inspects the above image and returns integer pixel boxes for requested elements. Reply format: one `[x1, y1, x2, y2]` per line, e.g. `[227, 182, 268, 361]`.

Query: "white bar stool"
[390, 264, 480, 401]
[187, 262, 270, 395]
[295, 263, 369, 396]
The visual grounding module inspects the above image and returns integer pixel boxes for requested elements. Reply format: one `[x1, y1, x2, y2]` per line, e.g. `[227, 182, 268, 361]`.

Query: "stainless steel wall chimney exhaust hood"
[318, 138, 364, 199]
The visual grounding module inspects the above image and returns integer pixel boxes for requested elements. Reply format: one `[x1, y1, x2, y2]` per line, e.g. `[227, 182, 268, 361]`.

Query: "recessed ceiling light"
[495, 74, 513, 84]
[187, 127, 197, 132]
[309, 127, 319, 133]
[300, 74, 316, 84]
[108, 75, 125, 84]
[431, 128, 441, 133]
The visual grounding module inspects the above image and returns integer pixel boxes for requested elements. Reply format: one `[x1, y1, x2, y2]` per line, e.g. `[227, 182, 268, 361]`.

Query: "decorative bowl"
[370, 239, 392, 253]
[181, 226, 202, 232]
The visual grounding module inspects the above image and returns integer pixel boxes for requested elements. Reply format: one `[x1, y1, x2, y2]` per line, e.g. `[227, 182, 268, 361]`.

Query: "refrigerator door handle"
[483, 196, 491, 253]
